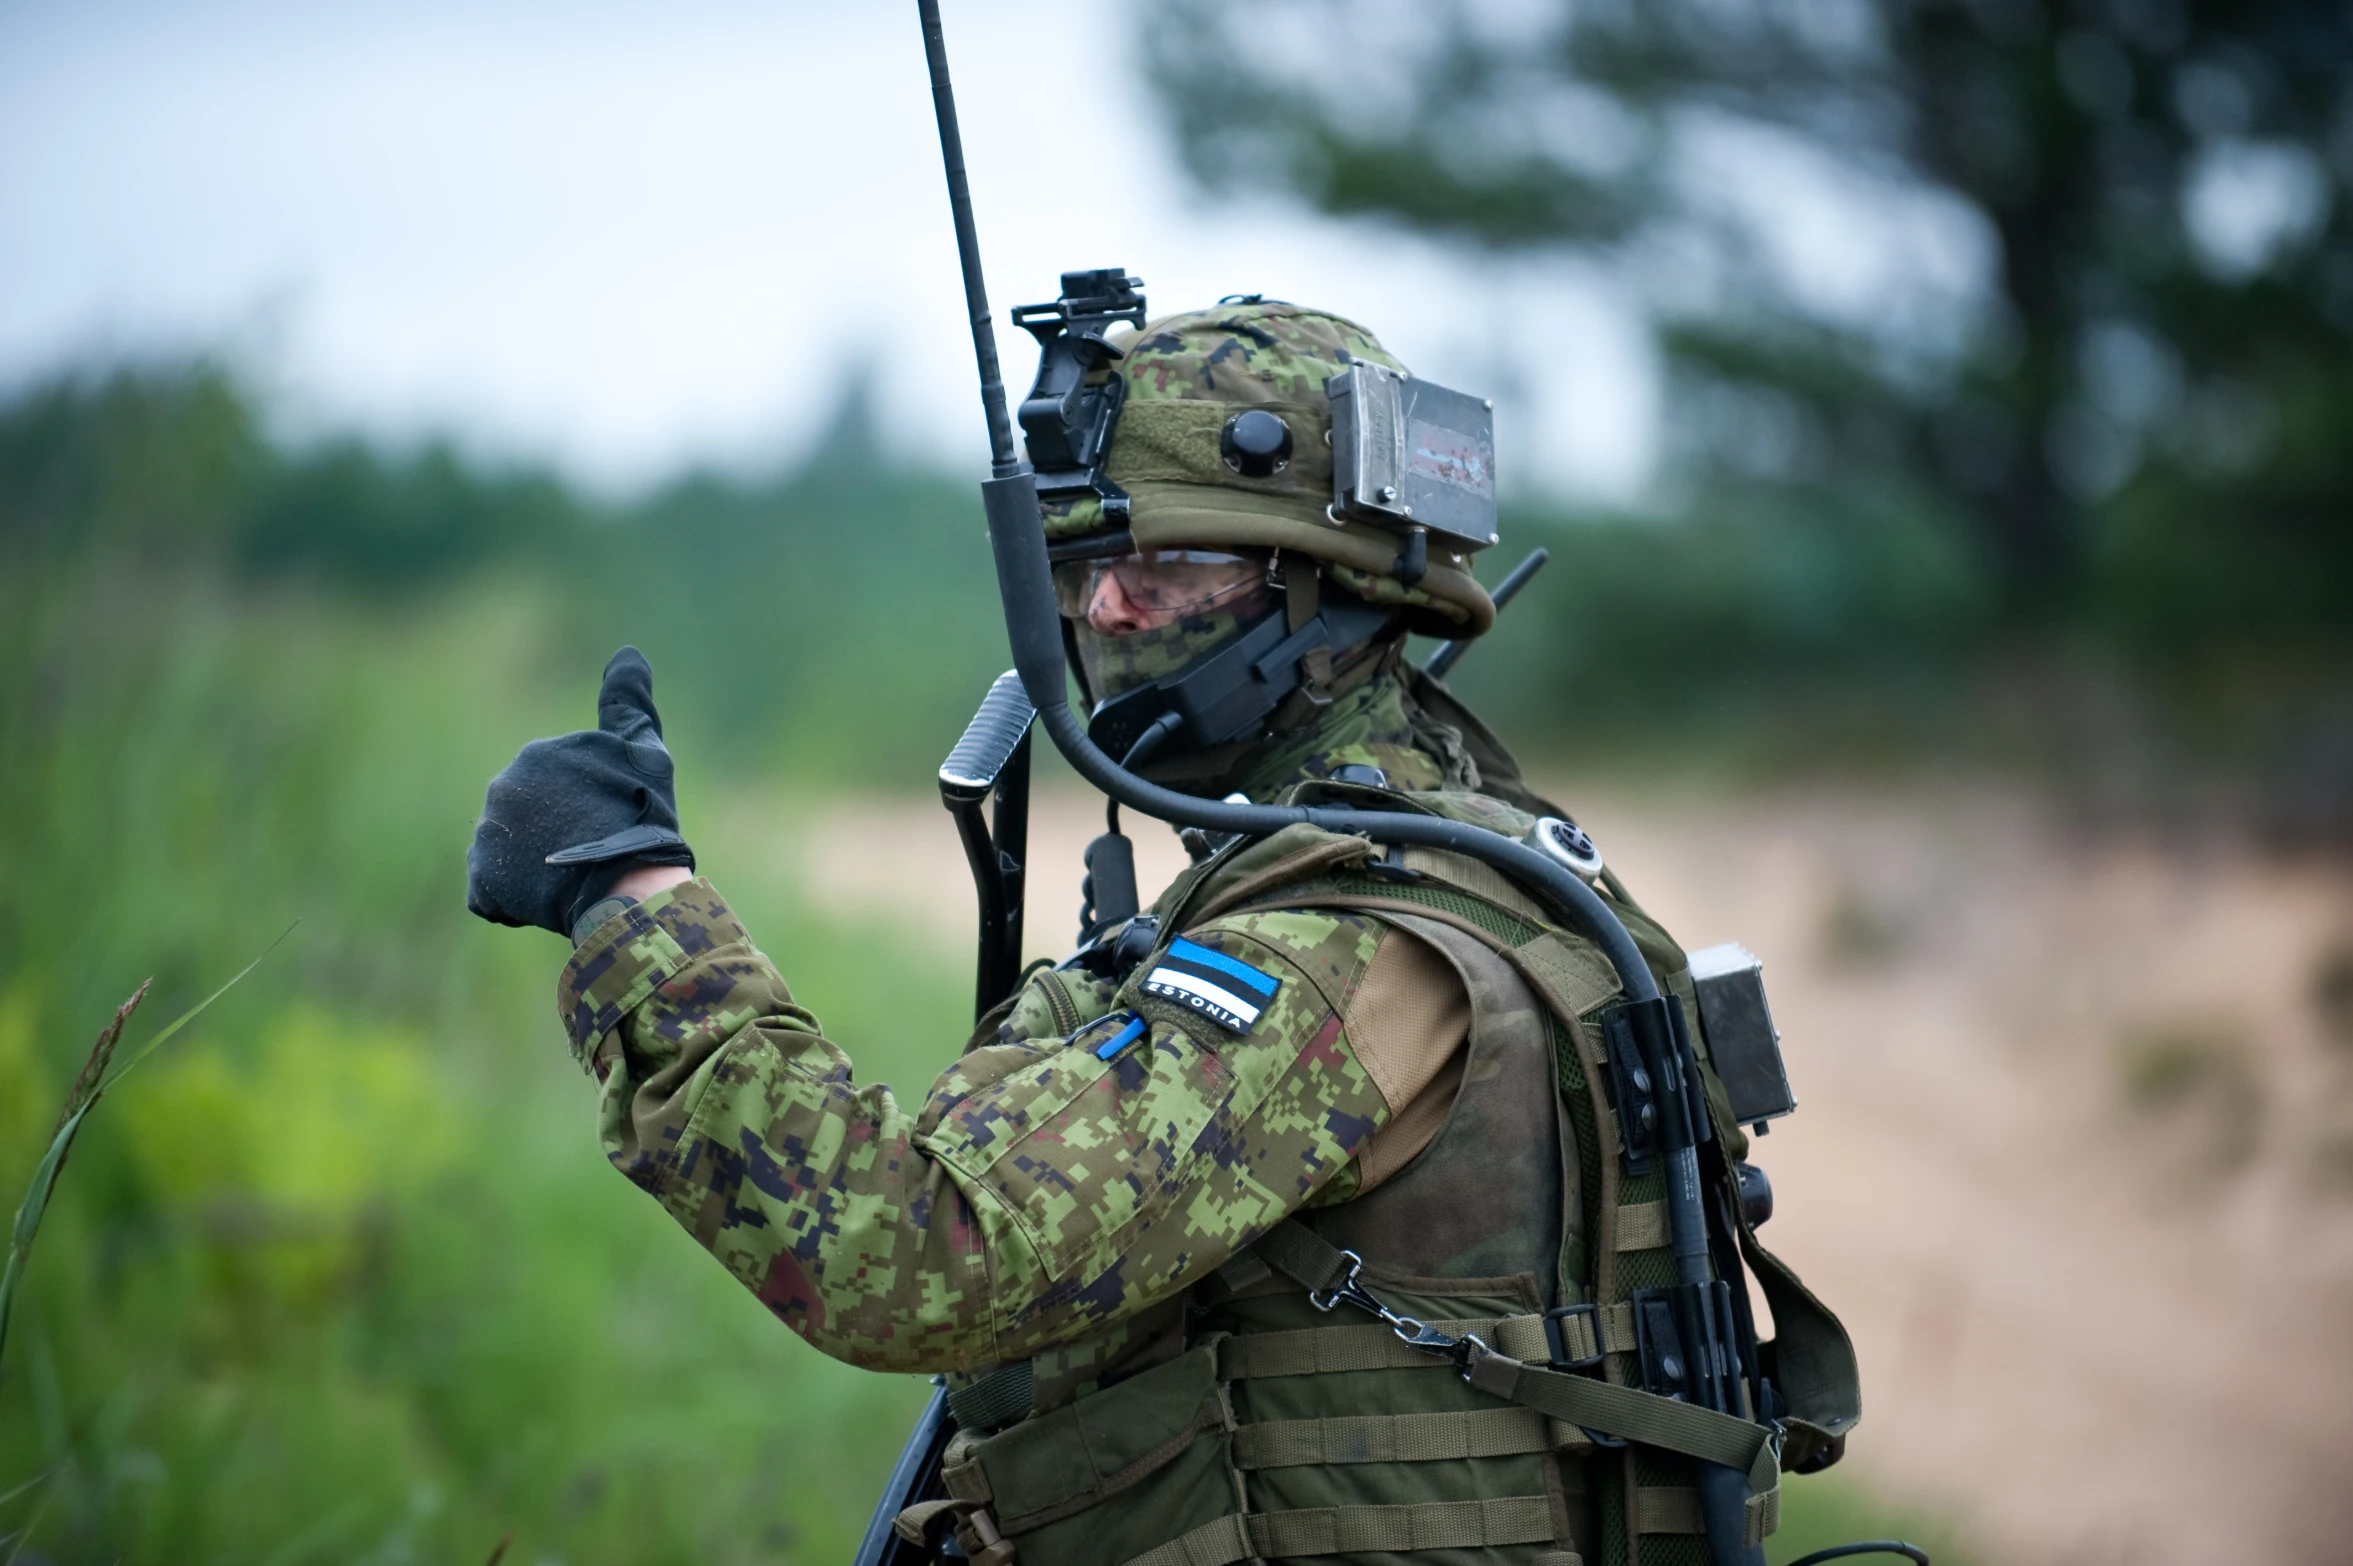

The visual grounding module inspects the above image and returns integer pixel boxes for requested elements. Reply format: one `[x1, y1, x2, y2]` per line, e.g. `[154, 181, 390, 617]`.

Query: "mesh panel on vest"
[1635, 1451, 1711, 1565]
[1548, 1011, 1602, 1307]
[1318, 878, 1535, 945]
[1611, 1174, 1677, 1294]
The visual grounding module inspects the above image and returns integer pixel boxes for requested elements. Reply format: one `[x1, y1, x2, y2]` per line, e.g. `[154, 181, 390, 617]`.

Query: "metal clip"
[1310, 1251, 1425, 1341]
[1307, 1249, 1377, 1316]
[1389, 1315, 1443, 1350]
[1309, 1249, 1489, 1379]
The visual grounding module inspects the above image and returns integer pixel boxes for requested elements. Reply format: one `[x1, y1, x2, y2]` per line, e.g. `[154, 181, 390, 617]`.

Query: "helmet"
[1042, 300, 1499, 641]
[1027, 293, 1501, 770]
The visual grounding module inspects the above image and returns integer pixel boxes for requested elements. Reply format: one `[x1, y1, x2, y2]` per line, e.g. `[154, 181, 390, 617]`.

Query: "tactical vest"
[900, 796, 1859, 1566]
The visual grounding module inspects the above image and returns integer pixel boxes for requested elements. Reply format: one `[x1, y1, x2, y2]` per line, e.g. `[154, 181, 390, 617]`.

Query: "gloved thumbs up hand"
[596, 645, 665, 747]
[466, 645, 697, 937]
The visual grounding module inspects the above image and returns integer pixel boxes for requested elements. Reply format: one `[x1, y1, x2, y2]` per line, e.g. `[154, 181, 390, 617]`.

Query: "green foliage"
[1142, 0, 2353, 616]
[1455, 494, 1993, 719]
[0, 365, 1015, 788]
[0, 947, 286, 1386]
[0, 597, 957, 1559]
[0, 382, 982, 1560]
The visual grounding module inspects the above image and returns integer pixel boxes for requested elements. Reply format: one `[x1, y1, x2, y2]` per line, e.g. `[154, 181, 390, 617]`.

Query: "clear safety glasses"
[1052, 549, 1268, 622]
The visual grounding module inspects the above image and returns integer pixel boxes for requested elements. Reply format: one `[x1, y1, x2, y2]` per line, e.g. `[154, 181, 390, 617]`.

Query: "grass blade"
[95, 921, 298, 1095]
[0, 1103, 96, 1373]
[6, 1104, 92, 1261]
[0, 1470, 50, 1513]
[49, 982, 149, 1143]
[0, 1482, 53, 1566]
[0, 922, 297, 1373]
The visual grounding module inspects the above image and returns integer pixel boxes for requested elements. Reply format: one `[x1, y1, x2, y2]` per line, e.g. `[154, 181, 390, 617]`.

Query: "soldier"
[467, 302, 1854, 1566]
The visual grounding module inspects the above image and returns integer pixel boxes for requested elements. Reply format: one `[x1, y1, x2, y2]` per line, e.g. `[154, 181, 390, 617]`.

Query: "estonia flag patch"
[1142, 937, 1281, 1035]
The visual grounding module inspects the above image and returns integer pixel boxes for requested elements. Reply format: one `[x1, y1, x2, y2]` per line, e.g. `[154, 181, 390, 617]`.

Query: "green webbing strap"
[1250, 1221, 1778, 1498]
[1216, 1318, 1510, 1380]
[1118, 1514, 1252, 1566]
[946, 1359, 1035, 1435]
[1250, 1213, 1359, 1294]
[1118, 1495, 1561, 1566]
[1546, 1301, 1637, 1363]
[1635, 1486, 1702, 1535]
[1231, 1406, 1553, 1469]
[1459, 1351, 1778, 1499]
[1612, 1200, 1669, 1251]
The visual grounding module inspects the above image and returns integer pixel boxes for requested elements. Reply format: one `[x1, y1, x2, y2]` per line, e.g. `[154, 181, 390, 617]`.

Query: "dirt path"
[783, 781, 2353, 1564]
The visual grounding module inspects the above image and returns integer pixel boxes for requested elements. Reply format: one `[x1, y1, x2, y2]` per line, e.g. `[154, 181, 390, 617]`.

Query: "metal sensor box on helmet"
[1325, 363, 1499, 550]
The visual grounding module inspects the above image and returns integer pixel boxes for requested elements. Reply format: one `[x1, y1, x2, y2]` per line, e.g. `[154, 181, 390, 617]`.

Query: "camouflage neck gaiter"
[1072, 601, 1267, 703]
[1228, 672, 1448, 798]
[1138, 664, 1471, 803]
[1078, 591, 1477, 800]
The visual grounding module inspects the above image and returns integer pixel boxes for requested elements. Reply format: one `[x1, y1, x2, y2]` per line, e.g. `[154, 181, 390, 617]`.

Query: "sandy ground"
[773, 781, 2353, 1564]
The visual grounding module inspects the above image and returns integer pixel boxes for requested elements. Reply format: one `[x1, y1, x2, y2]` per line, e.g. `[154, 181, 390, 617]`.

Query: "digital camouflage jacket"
[562, 870, 1457, 1368]
[553, 667, 1504, 1374]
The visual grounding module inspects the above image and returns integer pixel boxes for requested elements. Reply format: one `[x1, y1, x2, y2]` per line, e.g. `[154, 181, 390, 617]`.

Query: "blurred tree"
[0, 361, 264, 562]
[1142, 0, 2353, 621]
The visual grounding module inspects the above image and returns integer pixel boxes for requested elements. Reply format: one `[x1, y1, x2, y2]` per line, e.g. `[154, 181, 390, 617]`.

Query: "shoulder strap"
[1149, 822, 1375, 938]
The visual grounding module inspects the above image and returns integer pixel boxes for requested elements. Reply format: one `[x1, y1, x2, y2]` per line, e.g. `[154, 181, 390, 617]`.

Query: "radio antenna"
[917, 0, 1019, 477]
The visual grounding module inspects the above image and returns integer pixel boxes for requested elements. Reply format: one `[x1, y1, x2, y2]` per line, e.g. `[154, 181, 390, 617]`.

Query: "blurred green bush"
[0, 366, 982, 1560]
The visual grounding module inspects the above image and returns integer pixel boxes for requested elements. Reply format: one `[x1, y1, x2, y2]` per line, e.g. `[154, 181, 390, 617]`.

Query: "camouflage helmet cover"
[1043, 301, 1499, 639]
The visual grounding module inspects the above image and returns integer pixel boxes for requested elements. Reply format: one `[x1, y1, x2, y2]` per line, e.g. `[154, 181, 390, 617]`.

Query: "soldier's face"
[1066, 551, 1269, 637]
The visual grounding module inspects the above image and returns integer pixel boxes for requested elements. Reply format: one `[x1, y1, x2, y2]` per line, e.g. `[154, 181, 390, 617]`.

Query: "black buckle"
[1542, 1302, 1627, 1449]
[1448, 1331, 1492, 1383]
[1542, 1302, 1607, 1372]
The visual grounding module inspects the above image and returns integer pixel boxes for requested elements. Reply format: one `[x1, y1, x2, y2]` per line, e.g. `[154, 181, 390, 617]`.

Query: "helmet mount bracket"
[1011, 269, 1147, 520]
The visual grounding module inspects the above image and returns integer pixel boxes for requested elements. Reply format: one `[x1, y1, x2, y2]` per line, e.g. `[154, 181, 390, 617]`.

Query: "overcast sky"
[0, 0, 1671, 498]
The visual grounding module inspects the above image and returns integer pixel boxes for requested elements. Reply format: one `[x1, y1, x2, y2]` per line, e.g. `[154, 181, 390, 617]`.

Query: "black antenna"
[1423, 546, 1548, 680]
[917, 0, 1019, 477]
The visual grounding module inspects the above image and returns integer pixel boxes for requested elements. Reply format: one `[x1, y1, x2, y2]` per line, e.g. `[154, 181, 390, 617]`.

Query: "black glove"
[466, 646, 696, 935]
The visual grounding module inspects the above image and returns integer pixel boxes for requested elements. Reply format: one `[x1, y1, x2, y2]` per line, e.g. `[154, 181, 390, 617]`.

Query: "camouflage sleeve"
[554, 878, 1410, 1373]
